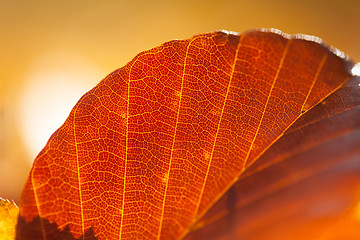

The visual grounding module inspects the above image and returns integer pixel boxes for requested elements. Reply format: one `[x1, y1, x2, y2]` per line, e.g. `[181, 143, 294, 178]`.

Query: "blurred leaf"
[0, 198, 18, 240]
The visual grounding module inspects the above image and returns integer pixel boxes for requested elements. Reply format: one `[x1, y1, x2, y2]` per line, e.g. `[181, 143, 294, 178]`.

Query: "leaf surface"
[16, 29, 358, 239]
[185, 75, 360, 239]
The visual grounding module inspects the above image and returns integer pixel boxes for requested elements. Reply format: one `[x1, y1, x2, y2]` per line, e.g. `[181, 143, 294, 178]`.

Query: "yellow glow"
[18, 50, 104, 164]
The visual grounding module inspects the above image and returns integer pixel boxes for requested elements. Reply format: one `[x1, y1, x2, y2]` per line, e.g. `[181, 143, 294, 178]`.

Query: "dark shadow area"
[16, 215, 97, 240]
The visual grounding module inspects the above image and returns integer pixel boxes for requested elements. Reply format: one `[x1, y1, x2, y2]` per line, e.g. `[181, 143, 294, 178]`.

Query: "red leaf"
[16, 29, 358, 240]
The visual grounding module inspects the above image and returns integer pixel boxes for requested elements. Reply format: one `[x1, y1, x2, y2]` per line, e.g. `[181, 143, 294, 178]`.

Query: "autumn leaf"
[0, 198, 18, 240]
[16, 29, 359, 239]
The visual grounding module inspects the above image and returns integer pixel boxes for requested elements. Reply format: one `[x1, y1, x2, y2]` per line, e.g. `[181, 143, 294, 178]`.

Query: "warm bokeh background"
[1, 0, 359, 203]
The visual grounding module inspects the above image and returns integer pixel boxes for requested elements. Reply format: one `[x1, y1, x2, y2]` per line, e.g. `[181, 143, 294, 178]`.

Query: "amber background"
[1, 0, 359, 203]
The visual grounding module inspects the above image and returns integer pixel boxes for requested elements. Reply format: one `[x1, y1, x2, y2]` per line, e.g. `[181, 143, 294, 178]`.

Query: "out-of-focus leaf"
[0, 198, 18, 240]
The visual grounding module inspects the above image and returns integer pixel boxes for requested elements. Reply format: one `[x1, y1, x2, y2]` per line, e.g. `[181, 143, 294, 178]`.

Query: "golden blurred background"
[1, 0, 359, 203]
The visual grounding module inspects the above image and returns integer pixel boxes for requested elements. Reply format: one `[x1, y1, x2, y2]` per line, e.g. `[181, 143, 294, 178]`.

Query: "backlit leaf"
[16, 29, 359, 239]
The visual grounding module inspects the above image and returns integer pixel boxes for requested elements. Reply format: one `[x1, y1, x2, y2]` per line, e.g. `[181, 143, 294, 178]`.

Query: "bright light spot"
[204, 151, 210, 160]
[351, 62, 360, 77]
[19, 50, 105, 164]
[161, 173, 169, 183]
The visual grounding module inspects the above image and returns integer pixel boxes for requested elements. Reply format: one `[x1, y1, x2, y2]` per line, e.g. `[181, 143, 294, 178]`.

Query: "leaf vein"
[156, 37, 197, 240]
[301, 53, 328, 112]
[74, 102, 85, 240]
[118, 59, 137, 239]
[195, 34, 243, 219]
[242, 39, 293, 169]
